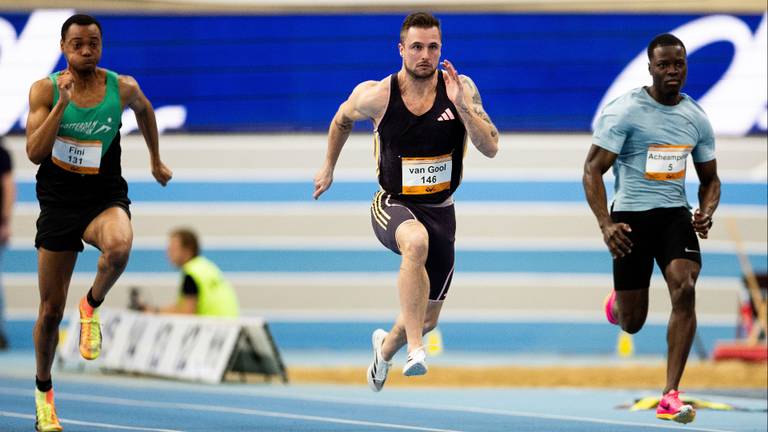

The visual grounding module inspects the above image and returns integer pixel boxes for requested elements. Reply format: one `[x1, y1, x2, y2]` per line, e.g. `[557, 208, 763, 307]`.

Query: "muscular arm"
[441, 60, 498, 158]
[120, 75, 172, 186]
[456, 75, 499, 158]
[25, 79, 66, 164]
[692, 159, 720, 239]
[583, 144, 633, 257]
[313, 80, 386, 199]
[583, 145, 615, 229]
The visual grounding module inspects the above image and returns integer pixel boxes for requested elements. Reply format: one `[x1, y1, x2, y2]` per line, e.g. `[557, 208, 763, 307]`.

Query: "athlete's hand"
[441, 60, 465, 108]
[313, 165, 333, 200]
[692, 208, 713, 239]
[151, 161, 173, 186]
[602, 222, 633, 259]
[57, 70, 74, 106]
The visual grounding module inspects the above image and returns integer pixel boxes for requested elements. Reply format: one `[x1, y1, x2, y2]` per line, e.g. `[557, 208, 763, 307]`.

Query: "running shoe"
[366, 329, 391, 392]
[402, 347, 428, 376]
[656, 389, 696, 424]
[603, 290, 619, 325]
[35, 388, 63, 432]
[78, 296, 101, 360]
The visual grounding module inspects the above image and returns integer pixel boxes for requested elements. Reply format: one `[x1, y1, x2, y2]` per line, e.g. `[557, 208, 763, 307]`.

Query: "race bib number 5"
[401, 153, 452, 195]
[645, 144, 692, 180]
[51, 136, 102, 174]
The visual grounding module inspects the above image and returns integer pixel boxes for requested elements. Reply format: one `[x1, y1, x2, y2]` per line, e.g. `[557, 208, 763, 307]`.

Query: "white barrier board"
[58, 308, 286, 384]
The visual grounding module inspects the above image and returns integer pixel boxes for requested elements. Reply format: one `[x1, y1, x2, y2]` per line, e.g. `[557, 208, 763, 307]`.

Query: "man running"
[314, 11, 498, 392]
[26, 14, 172, 431]
[583, 33, 720, 424]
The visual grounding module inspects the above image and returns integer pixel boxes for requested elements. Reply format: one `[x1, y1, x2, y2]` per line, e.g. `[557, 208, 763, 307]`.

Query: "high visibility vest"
[181, 256, 239, 317]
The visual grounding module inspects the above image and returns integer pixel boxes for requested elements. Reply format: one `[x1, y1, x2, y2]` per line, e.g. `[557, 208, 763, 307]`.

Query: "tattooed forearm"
[473, 107, 490, 123]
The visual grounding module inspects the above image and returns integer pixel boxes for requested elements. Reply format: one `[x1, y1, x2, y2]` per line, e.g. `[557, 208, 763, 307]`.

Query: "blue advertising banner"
[0, 10, 765, 134]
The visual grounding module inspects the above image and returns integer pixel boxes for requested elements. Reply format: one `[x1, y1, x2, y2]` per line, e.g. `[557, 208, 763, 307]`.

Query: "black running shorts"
[370, 191, 456, 301]
[610, 206, 702, 291]
[35, 199, 131, 252]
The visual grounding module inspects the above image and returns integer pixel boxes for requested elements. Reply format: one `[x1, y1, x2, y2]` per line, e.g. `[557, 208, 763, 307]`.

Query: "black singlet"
[375, 71, 467, 204]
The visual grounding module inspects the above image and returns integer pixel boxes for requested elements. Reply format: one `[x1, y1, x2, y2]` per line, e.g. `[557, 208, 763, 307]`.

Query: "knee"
[38, 303, 65, 328]
[398, 225, 429, 263]
[619, 311, 646, 334]
[422, 317, 439, 335]
[101, 238, 132, 268]
[670, 279, 696, 311]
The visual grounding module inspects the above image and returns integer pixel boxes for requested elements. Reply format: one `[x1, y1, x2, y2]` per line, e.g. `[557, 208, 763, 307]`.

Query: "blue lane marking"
[5, 248, 766, 277]
[0, 318, 740, 355]
[15, 180, 767, 205]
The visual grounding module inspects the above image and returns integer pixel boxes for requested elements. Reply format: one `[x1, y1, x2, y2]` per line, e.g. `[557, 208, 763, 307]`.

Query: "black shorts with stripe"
[370, 191, 456, 301]
[611, 206, 702, 291]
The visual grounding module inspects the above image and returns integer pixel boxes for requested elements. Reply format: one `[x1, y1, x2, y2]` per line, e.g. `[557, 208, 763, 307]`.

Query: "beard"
[405, 63, 437, 80]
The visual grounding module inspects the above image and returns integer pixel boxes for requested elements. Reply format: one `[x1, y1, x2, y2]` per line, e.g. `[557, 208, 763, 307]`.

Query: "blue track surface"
[0, 369, 765, 432]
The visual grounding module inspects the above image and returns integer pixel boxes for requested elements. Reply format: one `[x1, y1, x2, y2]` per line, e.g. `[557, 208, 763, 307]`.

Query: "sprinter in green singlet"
[25, 14, 172, 431]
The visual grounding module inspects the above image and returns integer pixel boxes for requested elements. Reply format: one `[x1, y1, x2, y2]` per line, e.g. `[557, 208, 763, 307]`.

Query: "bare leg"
[615, 288, 649, 334]
[34, 249, 77, 381]
[390, 220, 429, 356]
[82, 207, 133, 302]
[664, 259, 699, 393]
[381, 302, 443, 361]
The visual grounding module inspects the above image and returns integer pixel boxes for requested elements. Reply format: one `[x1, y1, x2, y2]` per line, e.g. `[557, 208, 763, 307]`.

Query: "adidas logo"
[437, 108, 455, 121]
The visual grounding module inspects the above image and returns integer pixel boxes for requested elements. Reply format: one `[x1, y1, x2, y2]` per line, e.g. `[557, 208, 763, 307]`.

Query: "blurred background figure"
[134, 228, 239, 317]
[0, 135, 14, 350]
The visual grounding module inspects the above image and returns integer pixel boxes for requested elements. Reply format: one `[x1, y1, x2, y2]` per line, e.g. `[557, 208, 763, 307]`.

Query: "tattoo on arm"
[461, 76, 483, 105]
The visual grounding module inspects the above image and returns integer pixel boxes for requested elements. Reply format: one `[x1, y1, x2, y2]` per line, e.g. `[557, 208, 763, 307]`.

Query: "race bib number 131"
[51, 136, 102, 174]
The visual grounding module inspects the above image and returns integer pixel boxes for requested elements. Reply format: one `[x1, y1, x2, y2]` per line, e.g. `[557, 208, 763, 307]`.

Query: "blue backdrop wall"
[0, 11, 765, 133]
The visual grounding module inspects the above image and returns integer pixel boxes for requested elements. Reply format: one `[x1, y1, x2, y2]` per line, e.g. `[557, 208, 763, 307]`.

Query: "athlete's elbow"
[483, 142, 499, 158]
[26, 146, 44, 165]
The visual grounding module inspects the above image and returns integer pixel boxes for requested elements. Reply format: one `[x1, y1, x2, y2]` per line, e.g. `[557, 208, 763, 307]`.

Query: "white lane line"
[0, 388, 463, 432]
[0, 410, 183, 432]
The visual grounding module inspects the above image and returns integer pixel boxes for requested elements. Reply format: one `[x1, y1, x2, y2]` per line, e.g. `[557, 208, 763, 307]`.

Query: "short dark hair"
[647, 33, 685, 60]
[61, 14, 102, 41]
[400, 12, 441, 43]
[170, 228, 200, 257]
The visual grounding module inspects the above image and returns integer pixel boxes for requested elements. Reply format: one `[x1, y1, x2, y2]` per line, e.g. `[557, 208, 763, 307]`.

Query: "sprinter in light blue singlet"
[583, 33, 721, 425]
[593, 86, 715, 212]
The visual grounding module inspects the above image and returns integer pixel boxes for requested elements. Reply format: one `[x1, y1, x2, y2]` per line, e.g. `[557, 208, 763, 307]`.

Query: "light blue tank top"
[592, 87, 715, 212]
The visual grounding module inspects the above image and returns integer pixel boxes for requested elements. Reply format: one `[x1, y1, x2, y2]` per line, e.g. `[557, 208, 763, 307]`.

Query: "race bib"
[51, 136, 102, 174]
[645, 144, 692, 180]
[401, 153, 452, 195]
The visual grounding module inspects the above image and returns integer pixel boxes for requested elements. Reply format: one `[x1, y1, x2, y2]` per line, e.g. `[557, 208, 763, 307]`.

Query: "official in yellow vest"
[157, 228, 239, 317]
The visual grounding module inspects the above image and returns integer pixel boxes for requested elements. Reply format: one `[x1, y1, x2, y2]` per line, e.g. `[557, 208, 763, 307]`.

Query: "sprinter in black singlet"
[314, 12, 499, 392]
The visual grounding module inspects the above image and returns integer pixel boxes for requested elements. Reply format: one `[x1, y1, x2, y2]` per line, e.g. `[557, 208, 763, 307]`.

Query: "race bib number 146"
[401, 153, 452, 195]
